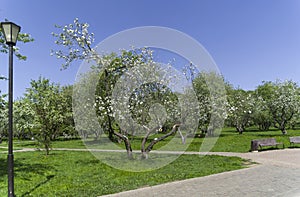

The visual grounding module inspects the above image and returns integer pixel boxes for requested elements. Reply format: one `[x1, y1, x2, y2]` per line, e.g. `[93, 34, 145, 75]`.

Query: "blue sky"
[0, 0, 300, 98]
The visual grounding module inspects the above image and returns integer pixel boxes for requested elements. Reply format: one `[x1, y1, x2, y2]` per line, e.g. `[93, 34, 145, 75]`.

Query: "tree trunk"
[281, 128, 287, 135]
[141, 126, 159, 160]
[107, 115, 115, 142]
[124, 137, 133, 159]
[113, 131, 133, 159]
[259, 122, 271, 131]
[236, 126, 244, 134]
[206, 127, 214, 137]
[141, 151, 149, 160]
[45, 144, 50, 155]
[278, 121, 288, 135]
[142, 124, 180, 159]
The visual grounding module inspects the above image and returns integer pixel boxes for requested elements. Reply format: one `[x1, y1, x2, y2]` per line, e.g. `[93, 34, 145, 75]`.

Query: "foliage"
[192, 72, 227, 136]
[13, 99, 35, 140]
[267, 80, 300, 134]
[24, 77, 73, 154]
[0, 92, 7, 141]
[251, 95, 272, 131]
[60, 85, 76, 137]
[53, 18, 200, 159]
[94, 49, 157, 141]
[253, 82, 275, 130]
[0, 21, 34, 60]
[227, 89, 255, 134]
[51, 18, 95, 69]
[73, 71, 102, 140]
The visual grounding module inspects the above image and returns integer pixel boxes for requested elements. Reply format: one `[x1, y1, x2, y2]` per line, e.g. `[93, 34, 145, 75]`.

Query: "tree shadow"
[16, 142, 36, 147]
[75, 158, 101, 165]
[254, 134, 286, 137]
[288, 146, 300, 149]
[0, 155, 56, 196]
[258, 147, 283, 152]
[84, 138, 111, 145]
[0, 157, 7, 179]
[20, 175, 55, 197]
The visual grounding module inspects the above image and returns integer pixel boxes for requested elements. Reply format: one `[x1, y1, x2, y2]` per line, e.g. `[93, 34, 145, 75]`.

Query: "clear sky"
[0, 0, 300, 98]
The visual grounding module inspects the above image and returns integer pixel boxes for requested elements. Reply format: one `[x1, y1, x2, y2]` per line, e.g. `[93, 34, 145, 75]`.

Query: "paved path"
[101, 149, 300, 197]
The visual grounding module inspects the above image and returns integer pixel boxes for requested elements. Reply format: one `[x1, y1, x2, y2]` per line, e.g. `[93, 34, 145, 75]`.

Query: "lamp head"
[1, 22, 21, 46]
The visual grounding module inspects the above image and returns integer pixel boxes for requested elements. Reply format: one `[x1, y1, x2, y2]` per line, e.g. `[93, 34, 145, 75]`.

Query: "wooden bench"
[289, 136, 300, 147]
[251, 138, 284, 151]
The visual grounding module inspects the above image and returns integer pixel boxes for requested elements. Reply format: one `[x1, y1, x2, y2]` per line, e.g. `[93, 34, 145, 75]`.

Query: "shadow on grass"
[18, 143, 36, 147]
[288, 146, 300, 149]
[0, 156, 55, 196]
[0, 157, 6, 179]
[21, 175, 55, 197]
[254, 134, 286, 137]
[84, 138, 112, 146]
[258, 147, 284, 152]
[75, 158, 101, 165]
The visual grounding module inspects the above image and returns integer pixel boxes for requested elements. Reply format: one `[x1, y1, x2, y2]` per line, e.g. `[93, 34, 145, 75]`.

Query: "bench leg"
[291, 142, 294, 148]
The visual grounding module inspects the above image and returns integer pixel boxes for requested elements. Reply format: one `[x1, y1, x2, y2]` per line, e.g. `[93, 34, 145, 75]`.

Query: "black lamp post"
[1, 21, 21, 197]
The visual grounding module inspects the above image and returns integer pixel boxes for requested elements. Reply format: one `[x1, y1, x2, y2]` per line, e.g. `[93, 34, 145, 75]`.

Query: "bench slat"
[251, 138, 284, 151]
[289, 137, 300, 146]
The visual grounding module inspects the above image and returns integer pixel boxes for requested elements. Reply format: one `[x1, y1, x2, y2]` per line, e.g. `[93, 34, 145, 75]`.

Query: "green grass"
[208, 128, 300, 152]
[5, 127, 300, 153]
[0, 151, 248, 197]
[75, 128, 300, 153]
[128, 127, 300, 153]
[1, 140, 36, 149]
[5, 128, 300, 152]
[1, 127, 298, 196]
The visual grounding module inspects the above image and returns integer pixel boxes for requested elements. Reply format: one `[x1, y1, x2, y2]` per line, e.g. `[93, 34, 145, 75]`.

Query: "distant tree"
[0, 92, 7, 142]
[267, 80, 300, 134]
[227, 89, 255, 134]
[73, 71, 103, 140]
[60, 85, 76, 138]
[192, 72, 227, 136]
[13, 98, 35, 140]
[288, 113, 300, 130]
[251, 95, 272, 131]
[25, 77, 71, 155]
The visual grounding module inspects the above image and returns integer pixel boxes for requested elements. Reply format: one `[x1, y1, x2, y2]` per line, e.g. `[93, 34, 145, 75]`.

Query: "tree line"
[0, 68, 299, 156]
[1, 18, 299, 157]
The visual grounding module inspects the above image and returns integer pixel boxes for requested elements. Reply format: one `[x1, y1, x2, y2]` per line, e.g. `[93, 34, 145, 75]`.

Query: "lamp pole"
[7, 41, 14, 197]
[1, 21, 21, 197]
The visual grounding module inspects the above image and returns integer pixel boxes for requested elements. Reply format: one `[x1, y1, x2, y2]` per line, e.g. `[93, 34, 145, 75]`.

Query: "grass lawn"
[207, 128, 300, 152]
[6, 127, 300, 153]
[0, 127, 299, 196]
[0, 151, 248, 197]
[58, 128, 300, 153]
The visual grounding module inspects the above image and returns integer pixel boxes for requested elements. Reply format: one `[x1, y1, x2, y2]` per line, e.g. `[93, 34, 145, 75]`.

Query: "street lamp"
[1, 21, 21, 197]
